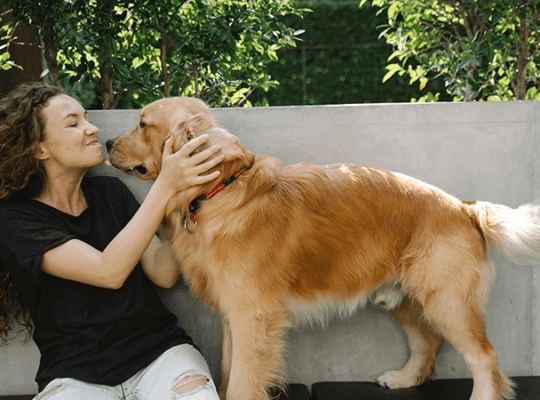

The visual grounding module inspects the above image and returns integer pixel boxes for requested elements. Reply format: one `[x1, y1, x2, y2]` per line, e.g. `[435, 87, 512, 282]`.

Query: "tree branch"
[235, 86, 256, 107]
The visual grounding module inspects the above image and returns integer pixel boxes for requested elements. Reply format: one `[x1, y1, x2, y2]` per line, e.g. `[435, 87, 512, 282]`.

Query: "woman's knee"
[173, 373, 208, 395]
[172, 372, 219, 399]
[35, 383, 65, 399]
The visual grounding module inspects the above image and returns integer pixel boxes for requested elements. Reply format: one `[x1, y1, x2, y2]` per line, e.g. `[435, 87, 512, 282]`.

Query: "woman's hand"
[156, 134, 224, 197]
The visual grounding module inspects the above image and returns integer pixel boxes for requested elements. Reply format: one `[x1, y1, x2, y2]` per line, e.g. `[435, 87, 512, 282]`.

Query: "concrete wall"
[2, 101, 540, 395]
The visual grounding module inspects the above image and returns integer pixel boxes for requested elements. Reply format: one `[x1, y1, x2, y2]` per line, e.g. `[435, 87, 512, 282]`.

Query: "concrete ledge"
[2, 102, 540, 394]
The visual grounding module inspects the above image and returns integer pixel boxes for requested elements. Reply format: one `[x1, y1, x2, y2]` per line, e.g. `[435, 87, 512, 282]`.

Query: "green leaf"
[268, 50, 278, 62]
[153, 23, 167, 35]
[0, 52, 10, 63]
[388, 2, 399, 20]
[457, 57, 472, 72]
[117, 65, 131, 78]
[382, 63, 404, 83]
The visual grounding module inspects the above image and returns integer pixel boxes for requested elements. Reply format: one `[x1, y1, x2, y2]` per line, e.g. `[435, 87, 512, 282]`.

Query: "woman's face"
[38, 95, 104, 171]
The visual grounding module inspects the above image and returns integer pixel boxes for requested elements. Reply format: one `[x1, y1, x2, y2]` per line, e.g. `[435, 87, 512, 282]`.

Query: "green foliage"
[249, 0, 451, 106]
[0, 16, 22, 71]
[367, 0, 540, 101]
[5, 0, 306, 109]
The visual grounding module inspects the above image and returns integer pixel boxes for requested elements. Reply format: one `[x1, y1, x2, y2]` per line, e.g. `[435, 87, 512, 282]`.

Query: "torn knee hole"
[173, 374, 209, 395]
[38, 385, 63, 399]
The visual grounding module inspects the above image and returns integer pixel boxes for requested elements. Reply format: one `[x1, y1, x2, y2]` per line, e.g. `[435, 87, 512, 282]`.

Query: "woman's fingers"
[166, 134, 223, 168]
[159, 133, 227, 192]
[190, 143, 223, 166]
[162, 135, 174, 159]
[193, 170, 222, 185]
[176, 134, 211, 157]
[194, 153, 225, 175]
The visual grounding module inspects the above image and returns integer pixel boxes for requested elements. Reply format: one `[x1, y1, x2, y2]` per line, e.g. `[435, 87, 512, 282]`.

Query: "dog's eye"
[139, 121, 146, 130]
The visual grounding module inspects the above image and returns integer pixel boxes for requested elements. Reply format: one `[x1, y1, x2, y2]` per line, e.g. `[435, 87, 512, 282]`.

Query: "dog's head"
[107, 97, 212, 180]
[107, 97, 254, 208]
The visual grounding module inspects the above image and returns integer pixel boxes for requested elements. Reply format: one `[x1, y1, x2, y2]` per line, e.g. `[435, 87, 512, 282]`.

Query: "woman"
[0, 82, 225, 399]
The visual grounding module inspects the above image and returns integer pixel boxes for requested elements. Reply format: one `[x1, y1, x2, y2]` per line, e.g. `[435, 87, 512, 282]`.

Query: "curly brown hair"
[0, 82, 66, 344]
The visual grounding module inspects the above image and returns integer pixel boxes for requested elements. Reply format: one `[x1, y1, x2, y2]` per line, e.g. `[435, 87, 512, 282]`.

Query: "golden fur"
[107, 97, 540, 400]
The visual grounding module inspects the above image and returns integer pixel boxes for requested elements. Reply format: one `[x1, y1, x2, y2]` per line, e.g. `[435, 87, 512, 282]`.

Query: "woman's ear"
[35, 143, 49, 161]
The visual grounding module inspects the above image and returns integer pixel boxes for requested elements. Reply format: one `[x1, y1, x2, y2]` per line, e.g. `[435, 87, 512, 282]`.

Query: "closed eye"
[64, 111, 87, 128]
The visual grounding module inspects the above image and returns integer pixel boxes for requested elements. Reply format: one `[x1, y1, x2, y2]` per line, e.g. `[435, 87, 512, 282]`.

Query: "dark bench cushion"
[274, 383, 311, 400]
[312, 377, 540, 400]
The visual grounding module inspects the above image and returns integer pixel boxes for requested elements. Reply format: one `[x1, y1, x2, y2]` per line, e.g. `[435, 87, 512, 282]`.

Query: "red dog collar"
[184, 167, 247, 233]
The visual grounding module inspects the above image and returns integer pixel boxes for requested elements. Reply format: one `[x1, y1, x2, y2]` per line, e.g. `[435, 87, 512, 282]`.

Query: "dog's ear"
[171, 113, 247, 162]
[172, 120, 199, 154]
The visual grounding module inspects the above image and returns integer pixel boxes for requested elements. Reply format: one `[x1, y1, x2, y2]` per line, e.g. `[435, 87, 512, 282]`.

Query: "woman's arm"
[140, 236, 180, 289]
[40, 135, 223, 289]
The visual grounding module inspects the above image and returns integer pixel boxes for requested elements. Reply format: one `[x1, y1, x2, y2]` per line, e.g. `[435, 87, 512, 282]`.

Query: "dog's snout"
[106, 139, 115, 153]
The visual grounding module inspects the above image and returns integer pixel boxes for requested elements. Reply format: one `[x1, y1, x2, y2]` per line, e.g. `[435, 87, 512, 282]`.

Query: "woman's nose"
[85, 121, 99, 136]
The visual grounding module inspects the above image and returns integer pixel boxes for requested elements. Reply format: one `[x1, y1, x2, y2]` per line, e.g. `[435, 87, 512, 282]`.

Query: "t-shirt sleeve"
[0, 207, 75, 287]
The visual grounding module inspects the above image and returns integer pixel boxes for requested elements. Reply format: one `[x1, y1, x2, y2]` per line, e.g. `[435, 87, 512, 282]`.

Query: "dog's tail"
[466, 201, 540, 264]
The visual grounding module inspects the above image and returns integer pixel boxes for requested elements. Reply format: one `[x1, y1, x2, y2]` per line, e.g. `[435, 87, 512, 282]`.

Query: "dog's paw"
[376, 370, 417, 389]
[376, 371, 399, 388]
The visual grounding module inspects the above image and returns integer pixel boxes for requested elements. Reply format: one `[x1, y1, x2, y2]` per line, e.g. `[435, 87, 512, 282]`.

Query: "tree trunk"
[99, 64, 115, 109]
[42, 22, 60, 86]
[515, 10, 530, 100]
[160, 32, 171, 97]
[97, 0, 117, 109]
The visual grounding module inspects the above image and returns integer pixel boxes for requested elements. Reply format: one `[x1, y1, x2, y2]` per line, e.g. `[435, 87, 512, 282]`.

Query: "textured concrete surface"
[1, 101, 539, 395]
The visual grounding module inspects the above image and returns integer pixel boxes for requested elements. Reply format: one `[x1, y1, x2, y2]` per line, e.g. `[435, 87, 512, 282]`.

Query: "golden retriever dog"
[106, 97, 540, 400]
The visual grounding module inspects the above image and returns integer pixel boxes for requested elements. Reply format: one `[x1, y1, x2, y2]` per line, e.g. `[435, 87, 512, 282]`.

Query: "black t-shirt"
[0, 176, 193, 391]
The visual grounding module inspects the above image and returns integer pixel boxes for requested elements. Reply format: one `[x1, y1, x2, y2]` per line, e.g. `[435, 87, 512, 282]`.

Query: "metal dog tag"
[183, 215, 197, 234]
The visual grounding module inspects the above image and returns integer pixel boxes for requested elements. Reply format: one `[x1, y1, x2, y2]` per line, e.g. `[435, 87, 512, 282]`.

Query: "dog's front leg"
[218, 317, 233, 399]
[225, 309, 288, 400]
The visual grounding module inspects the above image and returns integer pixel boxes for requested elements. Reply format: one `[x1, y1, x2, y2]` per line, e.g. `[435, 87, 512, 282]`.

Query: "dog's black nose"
[106, 139, 115, 153]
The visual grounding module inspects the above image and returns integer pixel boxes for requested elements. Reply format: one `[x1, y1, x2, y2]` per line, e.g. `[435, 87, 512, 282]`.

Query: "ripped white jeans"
[34, 344, 219, 400]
